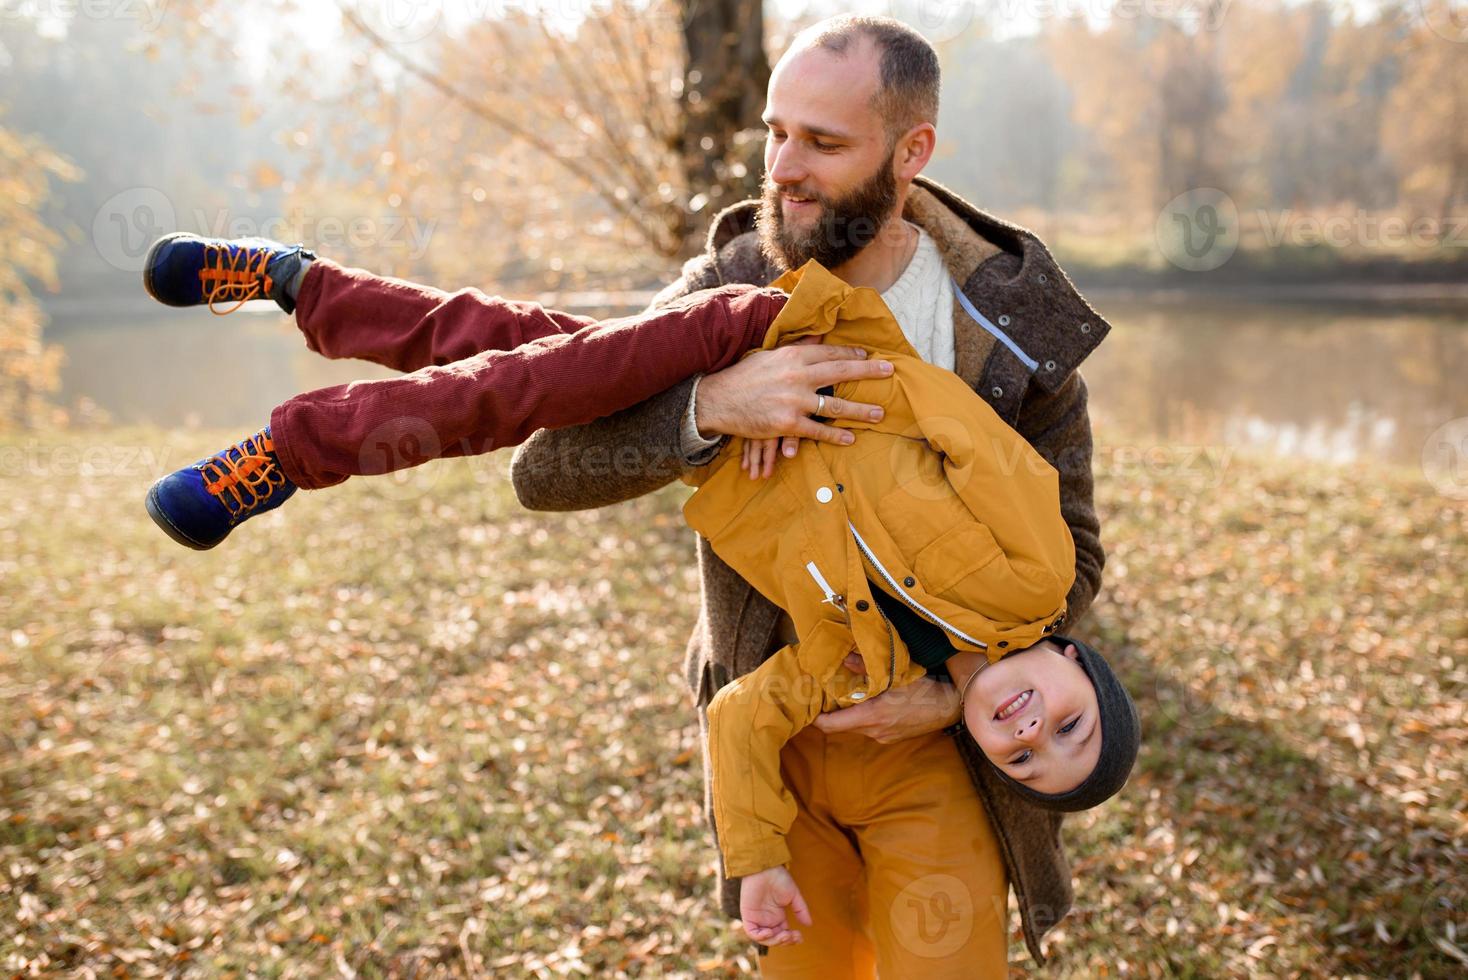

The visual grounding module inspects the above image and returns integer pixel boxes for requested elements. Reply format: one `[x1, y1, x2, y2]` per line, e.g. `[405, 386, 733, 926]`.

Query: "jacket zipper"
[804, 559, 893, 694]
[870, 599, 898, 694]
[804, 561, 845, 610]
[846, 520, 989, 651]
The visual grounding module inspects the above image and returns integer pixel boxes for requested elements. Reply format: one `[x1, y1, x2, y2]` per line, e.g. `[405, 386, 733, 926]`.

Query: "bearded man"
[511, 14, 1112, 976]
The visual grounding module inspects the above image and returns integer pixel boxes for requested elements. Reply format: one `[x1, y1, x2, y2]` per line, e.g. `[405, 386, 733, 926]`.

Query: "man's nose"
[768, 143, 806, 185]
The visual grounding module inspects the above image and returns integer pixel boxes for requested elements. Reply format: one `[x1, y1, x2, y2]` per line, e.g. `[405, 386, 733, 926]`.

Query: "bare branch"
[588, 6, 678, 154]
[333, 1, 673, 254]
[533, 17, 668, 212]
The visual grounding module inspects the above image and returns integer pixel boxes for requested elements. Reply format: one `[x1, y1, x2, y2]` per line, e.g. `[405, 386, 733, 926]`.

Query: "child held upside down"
[141, 234, 1140, 947]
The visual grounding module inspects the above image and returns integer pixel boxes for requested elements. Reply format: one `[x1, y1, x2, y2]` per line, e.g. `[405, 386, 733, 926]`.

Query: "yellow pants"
[758, 725, 1009, 978]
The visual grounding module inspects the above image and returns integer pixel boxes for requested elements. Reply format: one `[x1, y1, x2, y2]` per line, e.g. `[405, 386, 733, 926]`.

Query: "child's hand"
[739, 866, 812, 946]
[742, 436, 794, 479]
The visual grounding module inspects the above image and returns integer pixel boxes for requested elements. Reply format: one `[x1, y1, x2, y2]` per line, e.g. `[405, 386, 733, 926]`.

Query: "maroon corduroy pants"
[267, 259, 786, 489]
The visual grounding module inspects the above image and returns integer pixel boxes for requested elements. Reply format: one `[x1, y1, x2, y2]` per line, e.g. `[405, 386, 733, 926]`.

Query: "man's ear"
[893, 122, 936, 181]
[1062, 643, 1080, 661]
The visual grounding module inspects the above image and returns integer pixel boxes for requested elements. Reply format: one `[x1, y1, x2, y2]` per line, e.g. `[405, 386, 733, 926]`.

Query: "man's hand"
[698, 337, 890, 456]
[740, 866, 812, 947]
[812, 654, 961, 743]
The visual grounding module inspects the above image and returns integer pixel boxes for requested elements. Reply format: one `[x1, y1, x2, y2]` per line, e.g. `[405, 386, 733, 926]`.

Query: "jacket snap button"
[1044, 360, 1057, 372]
[903, 576, 915, 588]
[991, 386, 1003, 399]
[1080, 322, 1091, 333]
[998, 641, 1009, 649]
[836, 483, 844, 493]
[998, 314, 1011, 326]
[816, 486, 833, 503]
[1038, 273, 1048, 284]
[855, 599, 870, 612]
[850, 691, 866, 701]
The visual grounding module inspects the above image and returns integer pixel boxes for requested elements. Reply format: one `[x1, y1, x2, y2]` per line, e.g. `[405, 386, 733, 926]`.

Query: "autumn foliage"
[0, 112, 77, 430]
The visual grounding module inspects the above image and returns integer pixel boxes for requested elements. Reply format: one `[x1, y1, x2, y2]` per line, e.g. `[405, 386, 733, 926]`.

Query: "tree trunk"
[677, 0, 771, 252]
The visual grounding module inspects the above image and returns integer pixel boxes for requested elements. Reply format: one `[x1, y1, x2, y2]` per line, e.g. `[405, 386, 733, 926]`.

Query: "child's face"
[963, 640, 1101, 795]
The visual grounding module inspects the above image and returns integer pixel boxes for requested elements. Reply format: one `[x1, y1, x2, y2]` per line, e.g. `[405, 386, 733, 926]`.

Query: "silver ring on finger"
[814, 393, 826, 417]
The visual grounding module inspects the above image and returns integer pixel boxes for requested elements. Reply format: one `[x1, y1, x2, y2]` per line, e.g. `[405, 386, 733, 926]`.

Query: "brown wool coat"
[509, 175, 1112, 964]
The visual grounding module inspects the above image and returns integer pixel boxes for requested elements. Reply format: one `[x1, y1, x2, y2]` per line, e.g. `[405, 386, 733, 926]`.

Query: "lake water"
[47, 293, 1468, 470]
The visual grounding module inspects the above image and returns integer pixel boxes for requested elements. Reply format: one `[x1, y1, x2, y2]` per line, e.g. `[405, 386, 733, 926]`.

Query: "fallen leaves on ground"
[0, 428, 1461, 977]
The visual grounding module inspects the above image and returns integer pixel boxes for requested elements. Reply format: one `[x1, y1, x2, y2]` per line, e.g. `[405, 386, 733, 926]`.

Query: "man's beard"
[757, 157, 899, 273]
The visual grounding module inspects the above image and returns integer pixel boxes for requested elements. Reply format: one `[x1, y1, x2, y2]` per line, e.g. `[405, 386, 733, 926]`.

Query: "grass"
[0, 427, 1463, 977]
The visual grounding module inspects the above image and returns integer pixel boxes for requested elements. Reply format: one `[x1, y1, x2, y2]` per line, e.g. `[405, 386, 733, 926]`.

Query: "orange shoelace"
[197, 428, 288, 521]
[199, 242, 276, 315]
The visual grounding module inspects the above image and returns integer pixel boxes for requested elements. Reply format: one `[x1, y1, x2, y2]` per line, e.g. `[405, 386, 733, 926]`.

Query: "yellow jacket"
[679, 260, 1076, 878]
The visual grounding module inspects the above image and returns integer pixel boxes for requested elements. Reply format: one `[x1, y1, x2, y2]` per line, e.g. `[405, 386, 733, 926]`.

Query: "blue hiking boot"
[143, 233, 315, 315]
[145, 426, 297, 550]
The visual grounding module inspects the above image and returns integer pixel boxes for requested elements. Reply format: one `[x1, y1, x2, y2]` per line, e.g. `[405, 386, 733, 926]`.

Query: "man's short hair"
[794, 15, 940, 147]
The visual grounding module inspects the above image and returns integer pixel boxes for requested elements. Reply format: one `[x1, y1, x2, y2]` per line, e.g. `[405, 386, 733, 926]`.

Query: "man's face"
[963, 640, 1102, 795]
[757, 39, 901, 272]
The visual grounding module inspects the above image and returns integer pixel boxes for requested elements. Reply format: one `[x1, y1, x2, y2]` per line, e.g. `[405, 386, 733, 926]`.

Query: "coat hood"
[693, 174, 1113, 398]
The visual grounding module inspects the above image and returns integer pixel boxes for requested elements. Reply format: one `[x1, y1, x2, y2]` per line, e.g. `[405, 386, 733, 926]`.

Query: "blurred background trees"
[0, 114, 76, 428]
[1, 0, 1466, 429]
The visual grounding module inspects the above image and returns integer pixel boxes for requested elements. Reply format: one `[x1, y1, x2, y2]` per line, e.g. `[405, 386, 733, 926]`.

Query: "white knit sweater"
[877, 223, 955, 371]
